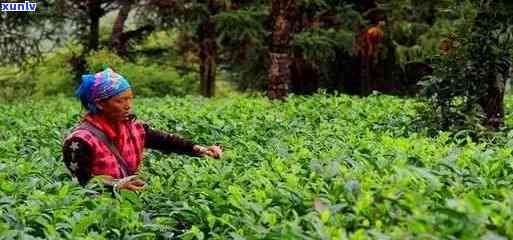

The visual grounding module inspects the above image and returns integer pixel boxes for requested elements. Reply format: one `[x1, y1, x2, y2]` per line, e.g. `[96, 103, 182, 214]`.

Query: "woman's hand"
[193, 145, 223, 159]
[116, 179, 146, 191]
[205, 145, 223, 159]
[103, 175, 146, 191]
[117, 179, 145, 191]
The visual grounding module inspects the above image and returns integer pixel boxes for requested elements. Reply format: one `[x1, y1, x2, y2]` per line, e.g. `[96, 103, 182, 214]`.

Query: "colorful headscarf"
[75, 68, 131, 114]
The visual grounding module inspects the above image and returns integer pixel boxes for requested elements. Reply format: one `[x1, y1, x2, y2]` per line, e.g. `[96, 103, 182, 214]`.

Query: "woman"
[63, 68, 222, 191]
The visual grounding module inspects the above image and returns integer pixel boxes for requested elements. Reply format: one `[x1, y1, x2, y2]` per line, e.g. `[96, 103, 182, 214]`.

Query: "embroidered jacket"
[63, 114, 199, 185]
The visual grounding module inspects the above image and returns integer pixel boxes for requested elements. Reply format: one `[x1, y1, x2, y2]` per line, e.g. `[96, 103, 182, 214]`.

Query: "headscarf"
[75, 68, 131, 113]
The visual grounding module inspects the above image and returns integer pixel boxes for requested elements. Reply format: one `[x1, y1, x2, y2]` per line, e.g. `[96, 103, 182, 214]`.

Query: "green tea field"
[2, 95, 513, 239]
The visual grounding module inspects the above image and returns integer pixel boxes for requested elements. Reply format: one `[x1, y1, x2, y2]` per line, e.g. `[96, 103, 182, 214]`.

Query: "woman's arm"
[142, 123, 223, 158]
[62, 137, 93, 186]
[143, 124, 202, 156]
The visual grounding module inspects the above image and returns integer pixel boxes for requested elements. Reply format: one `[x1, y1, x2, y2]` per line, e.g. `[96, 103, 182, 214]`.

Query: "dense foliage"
[0, 0, 483, 98]
[420, 0, 513, 131]
[3, 95, 513, 239]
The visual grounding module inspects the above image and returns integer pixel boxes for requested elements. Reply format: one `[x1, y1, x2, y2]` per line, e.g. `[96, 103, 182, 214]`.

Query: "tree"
[219, 0, 360, 97]
[197, 0, 222, 97]
[142, 0, 229, 97]
[349, 0, 456, 95]
[472, 0, 513, 129]
[144, 0, 266, 97]
[271, 0, 366, 96]
[0, 1, 68, 66]
[53, 0, 119, 52]
[212, 1, 267, 92]
[354, 20, 385, 95]
[421, 0, 513, 131]
[48, 0, 120, 80]
[111, 0, 157, 57]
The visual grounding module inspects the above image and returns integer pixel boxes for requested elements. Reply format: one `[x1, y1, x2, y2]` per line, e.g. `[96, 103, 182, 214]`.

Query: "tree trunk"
[360, 56, 372, 96]
[382, 18, 398, 93]
[268, 53, 292, 100]
[479, 75, 505, 129]
[112, 0, 132, 56]
[290, 52, 320, 95]
[199, 8, 217, 97]
[289, 6, 320, 95]
[197, 0, 220, 98]
[267, 0, 297, 100]
[87, 2, 102, 51]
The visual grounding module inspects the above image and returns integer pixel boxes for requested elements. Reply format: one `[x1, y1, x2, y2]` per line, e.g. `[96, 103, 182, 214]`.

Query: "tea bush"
[2, 94, 513, 239]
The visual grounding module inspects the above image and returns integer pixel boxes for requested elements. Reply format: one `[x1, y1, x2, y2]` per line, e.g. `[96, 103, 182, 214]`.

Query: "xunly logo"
[1, 1, 37, 12]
